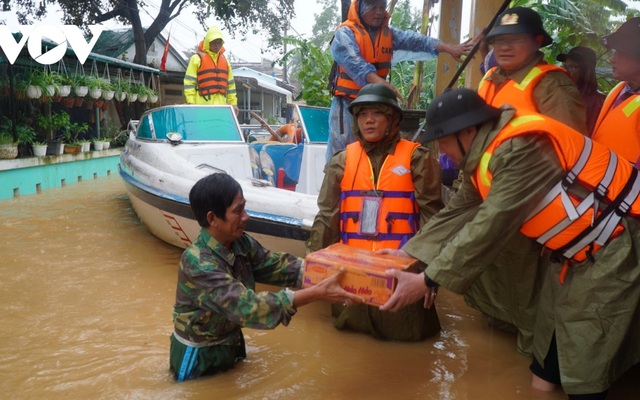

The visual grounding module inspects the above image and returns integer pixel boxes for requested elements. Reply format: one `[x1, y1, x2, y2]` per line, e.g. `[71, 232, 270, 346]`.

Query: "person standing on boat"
[170, 173, 363, 382]
[308, 83, 444, 341]
[325, 0, 473, 165]
[380, 88, 640, 399]
[591, 18, 640, 164]
[183, 25, 239, 115]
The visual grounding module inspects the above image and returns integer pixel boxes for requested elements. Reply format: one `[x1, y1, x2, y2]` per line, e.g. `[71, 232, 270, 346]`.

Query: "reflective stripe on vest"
[197, 50, 229, 97]
[591, 81, 640, 162]
[339, 139, 419, 250]
[332, 21, 393, 100]
[478, 64, 567, 111]
[472, 113, 640, 262]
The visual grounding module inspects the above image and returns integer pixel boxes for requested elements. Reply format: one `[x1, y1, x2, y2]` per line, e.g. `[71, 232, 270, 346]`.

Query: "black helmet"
[486, 7, 552, 47]
[422, 88, 502, 143]
[601, 17, 640, 58]
[347, 83, 402, 115]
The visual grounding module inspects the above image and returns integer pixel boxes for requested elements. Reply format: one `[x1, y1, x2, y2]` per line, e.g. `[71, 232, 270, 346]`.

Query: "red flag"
[160, 32, 171, 72]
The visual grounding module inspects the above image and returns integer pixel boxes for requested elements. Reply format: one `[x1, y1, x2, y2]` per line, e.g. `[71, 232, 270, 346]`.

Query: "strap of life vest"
[561, 167, 640, 259]
[525, 138, 594, 225]
[523, 137, 635, 258]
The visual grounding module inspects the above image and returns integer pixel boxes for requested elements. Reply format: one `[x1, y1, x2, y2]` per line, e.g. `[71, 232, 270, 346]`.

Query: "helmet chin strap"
[455, 132, 466, 157]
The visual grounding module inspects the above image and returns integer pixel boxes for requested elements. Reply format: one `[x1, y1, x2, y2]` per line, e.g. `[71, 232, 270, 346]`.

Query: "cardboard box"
[302, 243, 418, 306]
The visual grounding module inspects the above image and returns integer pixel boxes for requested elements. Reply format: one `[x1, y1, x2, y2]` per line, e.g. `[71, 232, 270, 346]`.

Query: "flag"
[160, 32, 171, 72]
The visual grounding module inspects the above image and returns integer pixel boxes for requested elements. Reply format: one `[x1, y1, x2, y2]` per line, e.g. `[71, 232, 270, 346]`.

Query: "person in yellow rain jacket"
[184, 25, 238, 114]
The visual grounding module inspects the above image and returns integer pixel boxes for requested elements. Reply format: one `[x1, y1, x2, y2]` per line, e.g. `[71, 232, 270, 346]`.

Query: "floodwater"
[0, 175, 638, 400]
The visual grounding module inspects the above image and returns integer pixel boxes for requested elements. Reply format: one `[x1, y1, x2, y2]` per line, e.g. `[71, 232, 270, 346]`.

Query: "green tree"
[8, 0, 294, 66]
[281, 37, 333, 107]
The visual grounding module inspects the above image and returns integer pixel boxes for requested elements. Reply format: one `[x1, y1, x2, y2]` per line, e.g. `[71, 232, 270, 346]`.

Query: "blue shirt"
[330, 26, 441, 88]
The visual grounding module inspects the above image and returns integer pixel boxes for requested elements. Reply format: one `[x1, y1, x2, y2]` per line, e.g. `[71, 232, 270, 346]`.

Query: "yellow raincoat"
[183, 26, 238, 106]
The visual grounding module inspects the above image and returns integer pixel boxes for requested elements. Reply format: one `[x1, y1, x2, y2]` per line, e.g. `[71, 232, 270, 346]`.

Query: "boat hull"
[119, 166, 311, 256]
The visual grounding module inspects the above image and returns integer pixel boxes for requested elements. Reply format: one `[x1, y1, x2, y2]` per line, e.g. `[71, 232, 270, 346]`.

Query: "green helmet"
[347, 83, 402, 115]
[422, 88, 502, 143]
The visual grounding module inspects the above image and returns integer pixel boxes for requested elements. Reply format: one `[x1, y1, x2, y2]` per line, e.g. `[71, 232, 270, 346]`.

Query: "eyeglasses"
[489, 37, 530, 47]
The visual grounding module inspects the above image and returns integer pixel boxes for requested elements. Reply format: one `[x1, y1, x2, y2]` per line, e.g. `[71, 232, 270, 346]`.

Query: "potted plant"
[79, 140, 91, 152]
[70, 74, 90, 97]
[131, 84, 150, 103]
[112, 80, 130, 102]
[16, 70, 45, 99]
[126, 83, 138, 103]
[32, 141, 48, 157]
[101, 80, 115, 101]
[15, 124, 38, 157]
[87, 76, 103, 99]
[56, 74, 72, 97]
[37, 111, 71, 155]
[62, 122, 89, 155]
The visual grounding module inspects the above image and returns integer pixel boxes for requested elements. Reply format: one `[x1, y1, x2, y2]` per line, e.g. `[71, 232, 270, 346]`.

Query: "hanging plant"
[71, 64, 89, 97]
[113, 69, 129, 101]
[100, 64, 115, 100]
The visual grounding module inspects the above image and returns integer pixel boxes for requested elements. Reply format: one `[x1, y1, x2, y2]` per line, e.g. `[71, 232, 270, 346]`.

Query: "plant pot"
[102, 141, 111, 150]
[26, 85, 41, 99]
[102, 90, 115, 101]
[137, 94, 148, 103]
[46, 140, 64, 155]
[0, 143, 18, 159]
[61, 97, 75, 108]
[58, 85, 71, 97]
[32, 144, 48, 157]
[149, 94, 158, 103]
[127, 93, 138, 102]
[63, 144, 82, 155]
[73, 97, 84, 107]
[116, 91, 127, 101]
[74, 86, 88, 97]
[93, 140, 104, 151]
[89, 88, 102, 99]
[100, 102, 110, 111]
[81, 142, 91, 152]
[84, 100, 95, 109]
[44, 85, 56, 97]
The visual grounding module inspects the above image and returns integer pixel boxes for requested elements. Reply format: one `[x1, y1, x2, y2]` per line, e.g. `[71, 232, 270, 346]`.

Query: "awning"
[233, 67, 291, 96]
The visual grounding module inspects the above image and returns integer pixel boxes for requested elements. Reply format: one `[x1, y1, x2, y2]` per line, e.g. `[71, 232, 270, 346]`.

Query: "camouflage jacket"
[173, 229, 303, 347]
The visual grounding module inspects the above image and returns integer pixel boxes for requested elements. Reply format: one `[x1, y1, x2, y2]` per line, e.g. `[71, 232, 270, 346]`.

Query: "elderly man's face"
[491, 34, 540, 73]
[361, 1, 386, 27]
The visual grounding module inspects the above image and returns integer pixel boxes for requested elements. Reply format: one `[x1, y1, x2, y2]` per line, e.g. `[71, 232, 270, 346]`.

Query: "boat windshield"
[297, 105, 329, 144]
[136, 106, 244, 142]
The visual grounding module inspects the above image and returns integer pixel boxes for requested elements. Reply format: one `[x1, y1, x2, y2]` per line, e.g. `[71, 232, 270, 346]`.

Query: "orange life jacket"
[591, 82, 640, 163]
[196, 41, 229, 97]
[478, 64, 567, 111]
[472, 113, 640, 263]
[339, 139, 420, 251]
[330, 2, 393, 100]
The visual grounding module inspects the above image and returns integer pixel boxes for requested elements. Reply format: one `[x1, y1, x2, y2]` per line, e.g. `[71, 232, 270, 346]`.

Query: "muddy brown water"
[0, 175, 638, 399]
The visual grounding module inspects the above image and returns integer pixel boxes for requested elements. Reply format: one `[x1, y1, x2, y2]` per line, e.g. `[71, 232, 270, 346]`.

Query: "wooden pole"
[435, 0, 463, 94]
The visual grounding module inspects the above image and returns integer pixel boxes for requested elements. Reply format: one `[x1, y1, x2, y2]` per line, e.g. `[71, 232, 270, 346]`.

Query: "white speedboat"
[118, 104, 329, 256]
